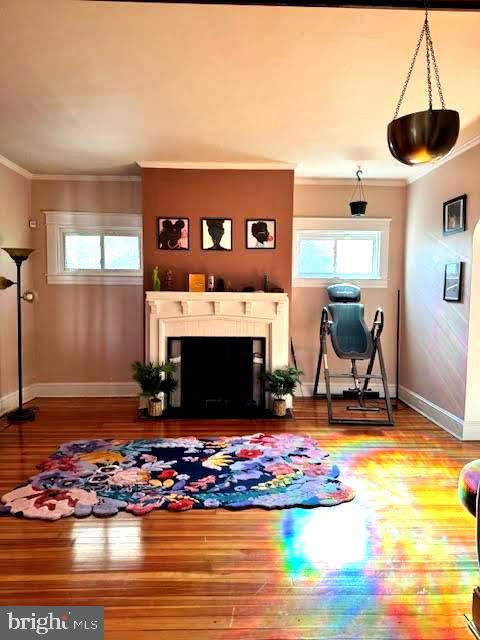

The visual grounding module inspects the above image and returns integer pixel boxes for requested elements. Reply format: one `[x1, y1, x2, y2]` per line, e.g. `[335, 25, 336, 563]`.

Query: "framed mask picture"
[201, 218, 232, 251]
[246, 219, 276, 249]
[443, 262, 463, 302]
[443, 194, 466, 236]
[158, 217, 189, 250]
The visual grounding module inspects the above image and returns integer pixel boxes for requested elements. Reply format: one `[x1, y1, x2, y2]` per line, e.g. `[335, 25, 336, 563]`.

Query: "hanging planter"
[349, 169, 367, 217]
[387, 6, 459, 166]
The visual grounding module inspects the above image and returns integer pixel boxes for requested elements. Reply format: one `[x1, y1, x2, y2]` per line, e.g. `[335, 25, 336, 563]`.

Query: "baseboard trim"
[399, 385, 464, 440]
[300, 381, 397, 398]
[34, 382, 140, 398]
[0, 385, 37, 416]
[6, 383, 466, 442]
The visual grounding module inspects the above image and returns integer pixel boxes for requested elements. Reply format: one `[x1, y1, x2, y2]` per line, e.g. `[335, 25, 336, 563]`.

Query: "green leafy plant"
[131, 361, 177, 398]
[260, 367, 303, 399]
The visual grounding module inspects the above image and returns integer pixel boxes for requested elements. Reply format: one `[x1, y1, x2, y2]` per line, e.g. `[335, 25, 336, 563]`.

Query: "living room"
[1, 1, 480, 639]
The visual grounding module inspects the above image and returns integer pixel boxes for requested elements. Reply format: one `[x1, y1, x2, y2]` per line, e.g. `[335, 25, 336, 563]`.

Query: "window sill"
[47, 274, 143, 286]
[293, 277, 388, 289]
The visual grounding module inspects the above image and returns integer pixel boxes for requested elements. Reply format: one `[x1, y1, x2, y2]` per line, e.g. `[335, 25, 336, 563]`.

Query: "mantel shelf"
[145, 291, 288, 301]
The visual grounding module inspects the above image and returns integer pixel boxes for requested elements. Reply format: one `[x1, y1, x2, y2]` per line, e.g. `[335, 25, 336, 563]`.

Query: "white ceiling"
[0, 0, 479, 179]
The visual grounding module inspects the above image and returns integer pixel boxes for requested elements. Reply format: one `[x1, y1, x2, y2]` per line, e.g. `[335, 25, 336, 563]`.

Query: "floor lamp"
[1, 247, 36, 422]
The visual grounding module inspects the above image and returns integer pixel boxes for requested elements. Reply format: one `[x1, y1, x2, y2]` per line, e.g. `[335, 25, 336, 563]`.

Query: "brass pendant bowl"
[387, 109, 460, 165]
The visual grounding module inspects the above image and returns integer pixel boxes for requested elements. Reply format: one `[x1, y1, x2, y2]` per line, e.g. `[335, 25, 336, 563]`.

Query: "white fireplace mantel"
[145, 291, 290, 402]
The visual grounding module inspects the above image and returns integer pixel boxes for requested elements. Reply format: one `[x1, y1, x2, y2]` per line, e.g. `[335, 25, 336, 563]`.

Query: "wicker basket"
[148, 397, 163, 417]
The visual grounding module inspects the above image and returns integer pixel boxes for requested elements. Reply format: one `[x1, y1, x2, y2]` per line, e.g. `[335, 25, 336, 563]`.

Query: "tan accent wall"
[27, 176, 405, 389]
[401, 144, 480, 421]
[4, 173, 405, 392]
[31, 179, 143, 383]
[292, 183, 407, 388]
[142, 169, 294, 293]
[0, 164, 34, 399]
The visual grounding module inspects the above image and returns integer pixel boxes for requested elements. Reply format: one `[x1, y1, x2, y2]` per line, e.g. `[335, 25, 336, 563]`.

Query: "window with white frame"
[293, 217, 390, 288]
[45, 211, 143, 285]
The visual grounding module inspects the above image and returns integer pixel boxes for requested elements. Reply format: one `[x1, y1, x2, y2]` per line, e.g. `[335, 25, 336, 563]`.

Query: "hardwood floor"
[0, 397, 479, 639]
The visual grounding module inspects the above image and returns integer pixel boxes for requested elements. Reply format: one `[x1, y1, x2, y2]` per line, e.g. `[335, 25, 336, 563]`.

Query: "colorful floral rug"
[0, 433, 355, 520]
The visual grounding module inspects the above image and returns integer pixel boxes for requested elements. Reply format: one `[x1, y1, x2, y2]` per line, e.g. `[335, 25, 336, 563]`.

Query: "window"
[63, 232, 141, 272]
[293, 217, 390, 288]
[45, 211, 143, 285]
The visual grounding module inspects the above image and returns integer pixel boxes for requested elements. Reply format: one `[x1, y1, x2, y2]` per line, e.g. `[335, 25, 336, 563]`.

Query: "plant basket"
[272, 398, 287, 417]
[148, 397, 163, 418]
[350, 200, 367, 217]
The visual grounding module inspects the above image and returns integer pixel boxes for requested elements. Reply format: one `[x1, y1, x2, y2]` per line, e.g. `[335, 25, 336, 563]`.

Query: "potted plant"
[131, 360, 177, 417]
[260, 367, 303, 417]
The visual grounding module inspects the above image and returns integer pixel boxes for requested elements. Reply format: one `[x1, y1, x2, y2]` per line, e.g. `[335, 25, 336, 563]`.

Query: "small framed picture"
[443, 262, 463, 302]
[246, 219, 276, 249]
[443, 195, 466, 235]
[188, 273, 206, 292]
[158, 217, 189, 250]
[201, 218, 232, 251]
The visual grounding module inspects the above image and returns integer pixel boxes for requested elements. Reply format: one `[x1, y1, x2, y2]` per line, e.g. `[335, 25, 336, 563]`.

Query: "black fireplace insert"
[166, 336, 266, 417]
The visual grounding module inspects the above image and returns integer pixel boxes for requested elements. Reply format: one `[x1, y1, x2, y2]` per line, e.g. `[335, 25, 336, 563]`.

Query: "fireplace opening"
[167, 337, 265, 417]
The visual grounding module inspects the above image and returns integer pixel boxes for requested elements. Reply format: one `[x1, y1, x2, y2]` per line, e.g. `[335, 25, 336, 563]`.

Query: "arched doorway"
[464, 220, 480, 439]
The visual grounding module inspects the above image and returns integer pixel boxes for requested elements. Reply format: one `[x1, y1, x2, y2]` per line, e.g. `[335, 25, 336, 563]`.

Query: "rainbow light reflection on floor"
[275, 442, 477, 639]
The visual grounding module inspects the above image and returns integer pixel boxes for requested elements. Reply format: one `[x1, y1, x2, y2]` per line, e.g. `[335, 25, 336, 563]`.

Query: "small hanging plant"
[349, 168, 367, 217]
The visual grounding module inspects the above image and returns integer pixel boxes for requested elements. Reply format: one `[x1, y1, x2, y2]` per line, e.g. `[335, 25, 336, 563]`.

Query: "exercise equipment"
[313, 283, 394, 426]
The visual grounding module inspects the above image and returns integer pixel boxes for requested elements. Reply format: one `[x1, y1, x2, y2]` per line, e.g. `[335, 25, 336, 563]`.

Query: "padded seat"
[328, 303, 374, 360]
[458, 459, 480, 517]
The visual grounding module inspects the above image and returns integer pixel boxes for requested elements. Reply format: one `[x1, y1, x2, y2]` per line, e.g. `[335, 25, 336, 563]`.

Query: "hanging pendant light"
[387, 4, 459, 166]
[349, 169, 367, 217]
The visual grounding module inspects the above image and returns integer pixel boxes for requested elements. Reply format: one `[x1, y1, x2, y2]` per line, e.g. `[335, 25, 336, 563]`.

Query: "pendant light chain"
[425, 16, 446, 109]
[392, 4, 446, 120]
[425, 8, 433, 109]
[392, 18, 426, 120]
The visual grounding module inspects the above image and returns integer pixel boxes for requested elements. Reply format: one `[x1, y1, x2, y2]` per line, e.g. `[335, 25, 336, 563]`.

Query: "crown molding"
[32, 174, 141, 182]
[0, 154, 33, 179]
[294, 177, 407, 187]
[0, 153, 143, 182]
[407, 133, 480, 184]
[137, 161, 296, 171]
[7, 140, 480, 185]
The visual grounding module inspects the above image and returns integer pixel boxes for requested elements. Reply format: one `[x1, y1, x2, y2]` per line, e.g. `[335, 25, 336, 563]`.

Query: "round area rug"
[0, 433, 355, 520]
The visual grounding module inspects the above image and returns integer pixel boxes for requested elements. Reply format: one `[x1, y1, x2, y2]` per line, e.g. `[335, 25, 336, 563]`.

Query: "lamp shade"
[3, 247, 34, 263]
[387, 109, 460, 166]
[0, 276, 14, 289]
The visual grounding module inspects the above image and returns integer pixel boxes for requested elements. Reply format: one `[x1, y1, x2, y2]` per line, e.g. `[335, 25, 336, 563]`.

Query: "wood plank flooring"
[0, 397, 479, 639]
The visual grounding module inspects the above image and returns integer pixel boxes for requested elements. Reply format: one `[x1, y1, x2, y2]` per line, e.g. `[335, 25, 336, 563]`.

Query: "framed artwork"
[443, 195, 466, 236]
[246, 219, 276, 249]
[443, 262, 463, 302]
[201, 218, 232, 251]
[158, 217, 189, 250]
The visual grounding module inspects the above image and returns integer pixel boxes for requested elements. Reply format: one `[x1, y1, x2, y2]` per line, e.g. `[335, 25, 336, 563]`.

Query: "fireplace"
[167, 337, 265, 417]
[145, 291, 290, 417]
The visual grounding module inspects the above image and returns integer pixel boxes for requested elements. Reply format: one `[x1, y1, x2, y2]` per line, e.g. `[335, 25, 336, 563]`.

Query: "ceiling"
[0, 0, 479, 179]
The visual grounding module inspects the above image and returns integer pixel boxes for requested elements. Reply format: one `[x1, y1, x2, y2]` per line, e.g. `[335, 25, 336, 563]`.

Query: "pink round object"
[458, 459, 480, 517]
